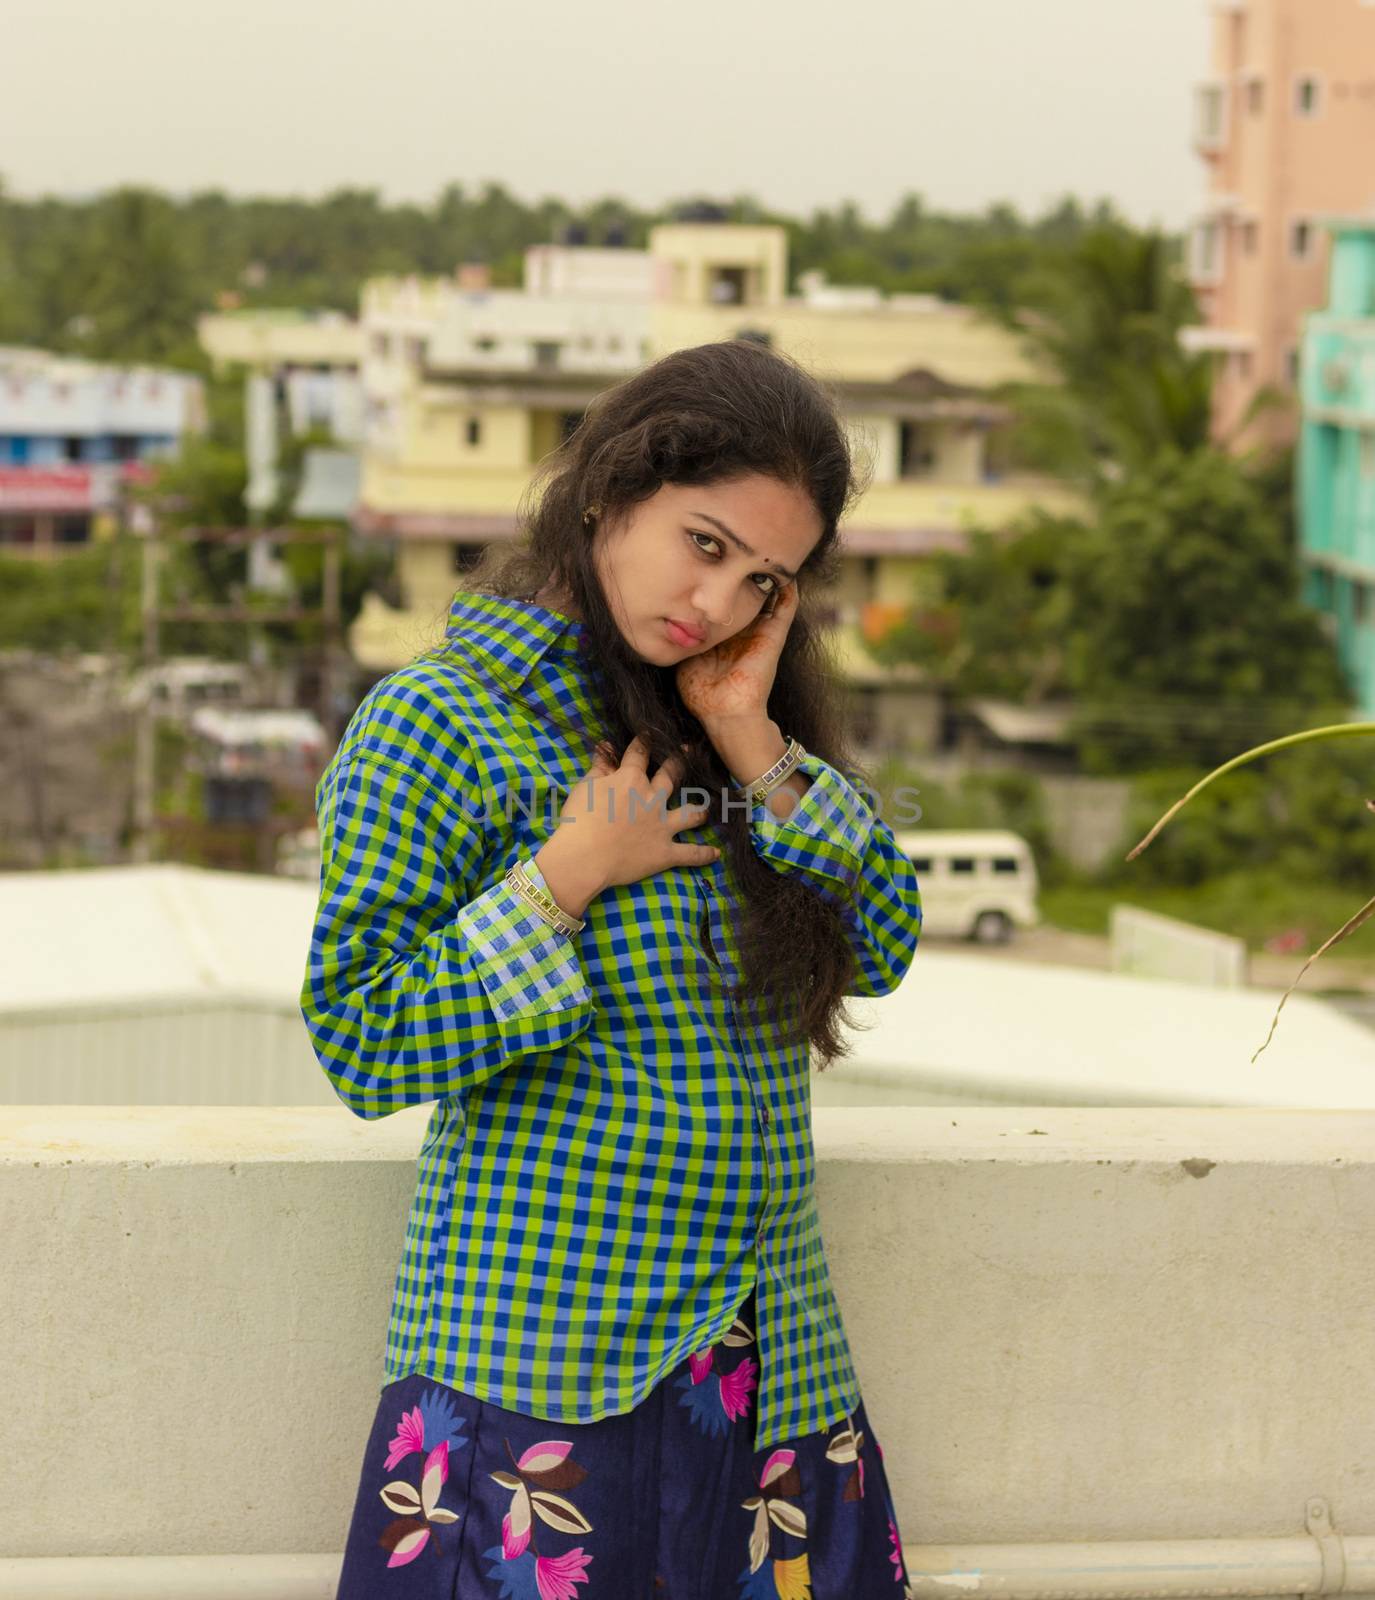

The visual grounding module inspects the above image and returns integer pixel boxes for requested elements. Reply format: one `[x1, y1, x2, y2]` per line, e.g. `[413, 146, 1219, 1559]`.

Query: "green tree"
[1063, 450, 1349, 771]
[874, 514, 1082, 702]
[996, 226, 1213, 484]
[79, 188, 202, 365]
[0, 172, 1131, 365]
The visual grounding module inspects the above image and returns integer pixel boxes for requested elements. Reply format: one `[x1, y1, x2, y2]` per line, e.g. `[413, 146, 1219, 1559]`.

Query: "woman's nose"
[692, 576, 736, 628]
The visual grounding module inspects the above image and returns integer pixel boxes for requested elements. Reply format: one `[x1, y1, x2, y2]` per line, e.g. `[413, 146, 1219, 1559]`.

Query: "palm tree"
[995, 226, 1215, 484]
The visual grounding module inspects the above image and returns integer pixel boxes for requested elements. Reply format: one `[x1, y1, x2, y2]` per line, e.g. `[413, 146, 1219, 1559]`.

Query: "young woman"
[301, 338, 923, 1599]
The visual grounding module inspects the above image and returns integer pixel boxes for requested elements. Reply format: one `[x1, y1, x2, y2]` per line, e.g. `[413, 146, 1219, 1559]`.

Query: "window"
[1233, 349, 1254, 381]
[1247, 80, 1265, 116]
[474, 335, 497, 354]
[708, 266, 747, 305]
[950, 858, 976, 875]
[909, 857, 932, 874]
[898, 421, 939, 478]
[452, 543, 483, 573]
[1195, 83, 1226, 149]
[1362, 432, 1375, 480]
[1242, 220, 1260, 256]
[993, 858, 1019, 875]
[56, 516, 89, 545]
[1356, 582, 1370, 627]
[1295, 76, 1321, 117]
[1286, 346, 1301, 386]
[532, 340, 562, 370]
[465, 417, 482, 447]
[405, 336, 425, 366]
[1291, 219, 1314, 259]
[1190, 217, 1223, 285]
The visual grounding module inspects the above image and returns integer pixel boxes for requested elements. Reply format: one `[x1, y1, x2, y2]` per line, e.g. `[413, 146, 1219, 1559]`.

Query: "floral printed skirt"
[335, 1287, 913, 1600]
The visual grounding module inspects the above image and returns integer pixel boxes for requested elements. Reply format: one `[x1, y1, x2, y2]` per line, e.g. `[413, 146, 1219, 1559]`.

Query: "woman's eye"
[688, 530, 778, 596]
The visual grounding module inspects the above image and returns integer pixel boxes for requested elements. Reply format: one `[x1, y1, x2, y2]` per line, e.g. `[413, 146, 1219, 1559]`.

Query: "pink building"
[1185, 0, 1375, 448]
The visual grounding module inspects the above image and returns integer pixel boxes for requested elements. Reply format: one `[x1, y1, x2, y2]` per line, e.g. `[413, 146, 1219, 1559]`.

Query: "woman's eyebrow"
[689, 512, 798, 581]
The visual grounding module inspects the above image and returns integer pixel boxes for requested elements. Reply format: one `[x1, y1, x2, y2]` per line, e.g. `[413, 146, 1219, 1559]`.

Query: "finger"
[667, 800, 713, 831]
[675, 843, 721, 866]
[619, 735, 649, 770]
[653, 749, 688, 790]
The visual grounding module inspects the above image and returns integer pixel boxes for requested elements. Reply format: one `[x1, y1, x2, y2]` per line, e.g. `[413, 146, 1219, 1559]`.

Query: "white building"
[0, 346, 205, 553]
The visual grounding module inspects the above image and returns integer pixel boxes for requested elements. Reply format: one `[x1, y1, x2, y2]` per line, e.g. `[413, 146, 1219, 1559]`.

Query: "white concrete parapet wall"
[1110, 903, 1251, 988]
[3, 1104, 1375, 1586]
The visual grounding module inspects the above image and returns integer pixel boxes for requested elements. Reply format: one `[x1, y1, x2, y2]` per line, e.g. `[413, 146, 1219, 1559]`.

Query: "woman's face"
[592, 474, 823, 664]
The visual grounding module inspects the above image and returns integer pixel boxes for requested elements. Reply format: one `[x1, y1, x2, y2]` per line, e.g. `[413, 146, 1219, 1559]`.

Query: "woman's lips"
[664, 619, 705, 647]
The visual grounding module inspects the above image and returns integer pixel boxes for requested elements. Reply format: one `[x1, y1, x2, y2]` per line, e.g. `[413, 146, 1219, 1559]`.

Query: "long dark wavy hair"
[438, 338, 874, 1067]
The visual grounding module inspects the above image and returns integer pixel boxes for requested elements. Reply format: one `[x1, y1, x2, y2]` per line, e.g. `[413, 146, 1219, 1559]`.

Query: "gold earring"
[582, 503, 602, 527]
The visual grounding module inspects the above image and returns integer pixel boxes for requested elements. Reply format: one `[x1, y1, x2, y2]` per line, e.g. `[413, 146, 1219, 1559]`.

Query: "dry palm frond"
[1249, 882, 1375, 1063]
[1127, 725, 1375, 1060]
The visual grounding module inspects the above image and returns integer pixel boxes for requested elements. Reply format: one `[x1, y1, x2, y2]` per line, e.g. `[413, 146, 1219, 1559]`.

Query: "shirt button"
[760, 1104, 772, 1126]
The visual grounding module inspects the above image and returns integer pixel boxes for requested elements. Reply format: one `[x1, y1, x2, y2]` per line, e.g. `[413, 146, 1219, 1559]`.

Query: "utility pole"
[130, 524, 162, 864]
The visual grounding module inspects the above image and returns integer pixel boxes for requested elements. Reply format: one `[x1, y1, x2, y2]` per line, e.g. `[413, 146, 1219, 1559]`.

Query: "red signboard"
[0, 461, 157, 513]
[0, 467, 93, 511]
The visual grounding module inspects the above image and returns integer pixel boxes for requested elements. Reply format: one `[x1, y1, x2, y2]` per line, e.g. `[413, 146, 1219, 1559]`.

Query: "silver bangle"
[733, 735, 806, 807]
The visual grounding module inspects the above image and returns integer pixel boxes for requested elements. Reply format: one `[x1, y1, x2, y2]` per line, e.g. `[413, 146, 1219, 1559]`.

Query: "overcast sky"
[3, 0, 1212, 229]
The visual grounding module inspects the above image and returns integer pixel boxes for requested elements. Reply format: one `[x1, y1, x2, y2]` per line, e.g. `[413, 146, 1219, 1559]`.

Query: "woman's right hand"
[533, 736, 718, 919]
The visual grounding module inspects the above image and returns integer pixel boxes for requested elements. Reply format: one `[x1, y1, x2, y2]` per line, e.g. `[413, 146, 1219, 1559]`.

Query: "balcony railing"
[6, 1104, 1375, 1596]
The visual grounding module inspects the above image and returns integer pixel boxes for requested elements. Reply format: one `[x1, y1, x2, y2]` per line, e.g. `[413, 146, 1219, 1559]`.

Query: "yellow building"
[344, 224, 1079, 749]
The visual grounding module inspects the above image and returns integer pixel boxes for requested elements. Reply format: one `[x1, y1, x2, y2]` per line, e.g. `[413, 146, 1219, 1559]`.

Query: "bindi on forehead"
[688, 511, 801, 581]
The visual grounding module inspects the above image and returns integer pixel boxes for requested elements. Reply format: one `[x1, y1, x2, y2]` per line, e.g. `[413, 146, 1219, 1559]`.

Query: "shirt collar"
[444, 589, 591, 689]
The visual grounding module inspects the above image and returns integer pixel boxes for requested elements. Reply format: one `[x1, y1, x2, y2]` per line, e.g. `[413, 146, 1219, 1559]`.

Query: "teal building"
[1298, 221, 1375, 716]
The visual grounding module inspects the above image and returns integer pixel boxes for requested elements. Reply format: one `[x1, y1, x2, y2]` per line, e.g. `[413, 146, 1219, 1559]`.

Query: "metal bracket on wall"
[1303, 1497, 1348, 1598]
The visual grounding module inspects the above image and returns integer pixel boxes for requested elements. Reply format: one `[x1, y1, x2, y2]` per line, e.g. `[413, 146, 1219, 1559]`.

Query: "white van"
[892, 829, 1040, 944]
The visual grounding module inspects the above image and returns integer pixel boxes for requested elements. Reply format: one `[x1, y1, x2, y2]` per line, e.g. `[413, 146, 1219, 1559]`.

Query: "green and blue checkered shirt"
[300, 589, 922, 1450]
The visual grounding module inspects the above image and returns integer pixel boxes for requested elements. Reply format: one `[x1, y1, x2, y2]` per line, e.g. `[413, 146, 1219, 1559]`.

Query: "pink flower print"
[718, 1354, 758, 1421]
[535, 1546, 593, 1599]
[518, 1439, 575, 1473]
[825, 1416, 866, 1502]
[488, 1435, 593, 1574]
[501, 1485, 532, 1558]
[889, 1516, 905, 1581]
[385, 1403, 426, 1470]
[688, 1347, 714, 1384]
[378, 1440, 460, 1567]
[385, 1525, 431, 1568]
[740, 1446, 807, 1581]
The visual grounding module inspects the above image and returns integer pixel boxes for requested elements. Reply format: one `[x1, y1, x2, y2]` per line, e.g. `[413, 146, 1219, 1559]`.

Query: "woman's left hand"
[675, 582, 799, 726]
